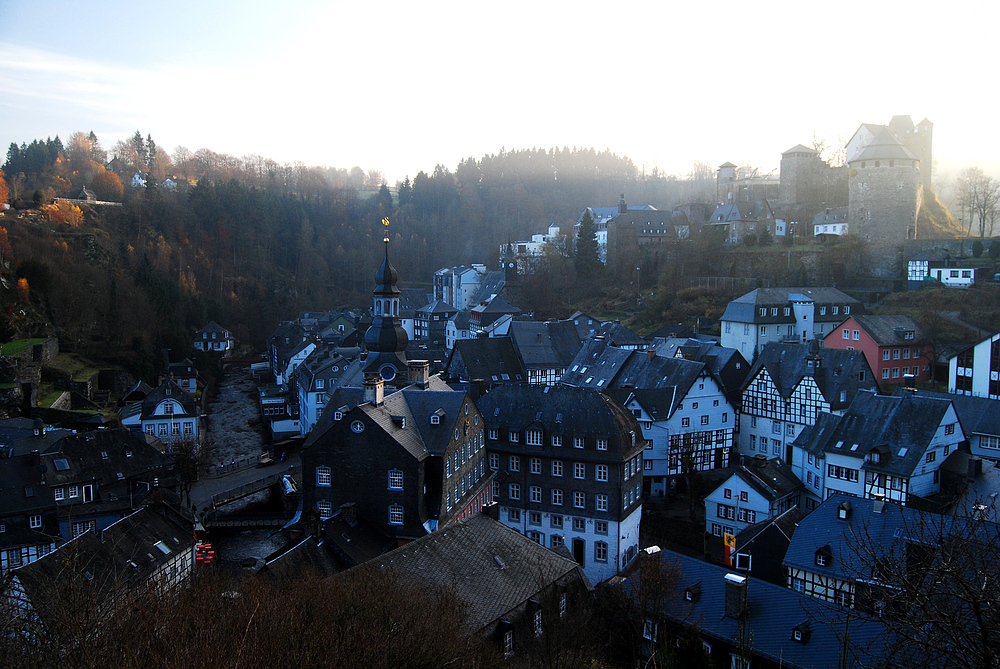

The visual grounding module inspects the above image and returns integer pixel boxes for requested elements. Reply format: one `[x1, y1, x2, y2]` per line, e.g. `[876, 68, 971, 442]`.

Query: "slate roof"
[262, 534, 342, 580]
[508, 320, 583, 370]
[812, 206, 849, 227]
[444, 338, 527, 385]
[849, 314, 923, 346]
[731, 458, 803, 502]
[594, 321, 645, 348]
[196, 320, 233, 339]
[792, 390, 954, 478]
[562, 339, 706, 417]
[653, 337, 749, 401]
[370, 513, 589, 633]
[0, 417, 72, 458]
[416, 299, 458, 316]
[735, 506, 805, 552]
[747, 343, 876, 411]
[13, 505, 195, 630]
[302, 387, 366, 448]
[475, 385, 645, 459]
[902, 390, 1000, 439]
[450, 311, 471, 331]
[849, 127, 918, 163]
[471, 295, 521, 326]
[782, 144, 818, 155]
[645, 549, 889, 669]
[721, 287, 862, 324]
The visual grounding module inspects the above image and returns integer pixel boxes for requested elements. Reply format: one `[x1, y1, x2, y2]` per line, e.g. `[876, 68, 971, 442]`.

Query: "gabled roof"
[196, 320, 232, 338]
[370, 513, 589, 633]
[508, 320, 583, 369]
[746, 343, 876, 409]
[13, 505, 195, 630]
[303, 386, 366, 448]
[445, 337, 527, 385]
[729, 458, 803, 502]
[811, 206, 849, 226]
[907, 390, 1000, 438]
[139, 381, 197, 420]
[0, 417, 72, 458]
[792, 390, 954, 477]
[721, 287, 861, 323]
[735, 506, 805, 552]
[782, 144, 818, 155]
[848, 314, 924, 346]
[416, 299, 458, 316]
[450, 311, 471, 330]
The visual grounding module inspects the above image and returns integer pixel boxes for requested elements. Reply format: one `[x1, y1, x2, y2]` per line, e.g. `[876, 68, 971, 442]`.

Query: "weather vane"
[382, 217, 390, 243]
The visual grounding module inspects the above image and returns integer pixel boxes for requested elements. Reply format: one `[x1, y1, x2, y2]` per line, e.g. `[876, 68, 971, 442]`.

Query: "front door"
[573, 538, 585, 566]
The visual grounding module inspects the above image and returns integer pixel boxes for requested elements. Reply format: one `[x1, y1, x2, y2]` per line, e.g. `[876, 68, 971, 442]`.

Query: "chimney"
[724, 573, 747, 619]
[619, 193, 627, 215]
[341, 502, 358, 528]
[408, 360, 430, 388]
[469, 379, 486, 402]
[363, 373, 384, 406]
[872, 496, 885, 514]
[646, 349, 656, 361]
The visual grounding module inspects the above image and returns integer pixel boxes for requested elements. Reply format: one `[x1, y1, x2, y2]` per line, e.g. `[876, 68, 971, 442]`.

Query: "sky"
[1, 0, 998, 186]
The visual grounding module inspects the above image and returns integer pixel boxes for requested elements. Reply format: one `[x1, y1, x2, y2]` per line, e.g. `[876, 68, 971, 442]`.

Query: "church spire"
[363, 218, 409, 383]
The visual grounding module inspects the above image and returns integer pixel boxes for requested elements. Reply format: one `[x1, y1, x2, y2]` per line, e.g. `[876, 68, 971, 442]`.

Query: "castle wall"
[849, 162, 921, 244]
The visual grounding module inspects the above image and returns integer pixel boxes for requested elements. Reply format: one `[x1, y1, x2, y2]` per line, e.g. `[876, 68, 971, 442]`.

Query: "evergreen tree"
[576, 209, 600, 285]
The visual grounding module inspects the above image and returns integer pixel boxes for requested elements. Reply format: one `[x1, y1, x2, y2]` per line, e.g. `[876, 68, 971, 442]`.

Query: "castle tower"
[778, 144, 820, 209]
[362, 219, 410, 386]
[717, 162, 737, 202]
[911, 118, 933, 192]
[848, 128, 922, 243]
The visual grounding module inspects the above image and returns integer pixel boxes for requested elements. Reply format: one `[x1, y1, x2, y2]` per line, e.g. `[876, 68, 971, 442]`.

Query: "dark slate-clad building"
[637, 548, 889, 669]
[508, 320, 583, 386]
[444, 337, 528, 389]
[301, 368, 492, 544]
[475, 385, 646, 583]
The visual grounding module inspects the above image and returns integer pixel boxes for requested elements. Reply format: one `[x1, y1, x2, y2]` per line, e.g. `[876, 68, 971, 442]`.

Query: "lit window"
[316, 466, 331, 487]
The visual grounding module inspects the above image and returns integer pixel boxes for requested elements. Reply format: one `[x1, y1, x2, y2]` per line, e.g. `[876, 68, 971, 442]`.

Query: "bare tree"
[956, 168, 1000, 237]
[843, 500, 1000, 669]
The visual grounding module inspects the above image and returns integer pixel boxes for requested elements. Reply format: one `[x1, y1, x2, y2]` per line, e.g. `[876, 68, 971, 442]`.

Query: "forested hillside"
[0, 133, 716, 378]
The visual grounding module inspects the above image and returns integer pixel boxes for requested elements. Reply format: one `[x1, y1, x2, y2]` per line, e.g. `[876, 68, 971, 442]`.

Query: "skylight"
[53, 459, 70, 471]
[850, 443, 860, 452]
[898, 447, 908, 457]
[153, 540, 172, 555]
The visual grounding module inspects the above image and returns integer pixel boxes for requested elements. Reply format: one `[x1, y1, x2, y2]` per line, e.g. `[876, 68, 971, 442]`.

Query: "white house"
[720, 287, 862, 360]
[791, 390, 965, 507]
[704, 458, 802, 540]
[120, 381, 199, 448]
[949, 331, 1000, 399]
[193, 321, 235, 352]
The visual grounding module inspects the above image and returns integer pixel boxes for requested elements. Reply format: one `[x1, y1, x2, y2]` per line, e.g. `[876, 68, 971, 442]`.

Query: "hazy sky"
[2, 0, 997, 185]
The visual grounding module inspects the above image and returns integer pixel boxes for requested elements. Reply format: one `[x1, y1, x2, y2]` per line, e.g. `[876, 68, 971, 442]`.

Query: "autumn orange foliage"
[0, 226, 12, 266]
[41, 201, 83, 226]
[0, 169, 9, 205]
[16, 277, 29, 302]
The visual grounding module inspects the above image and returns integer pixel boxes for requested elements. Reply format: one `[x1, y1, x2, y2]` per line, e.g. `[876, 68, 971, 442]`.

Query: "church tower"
[362, 218, 410, 386]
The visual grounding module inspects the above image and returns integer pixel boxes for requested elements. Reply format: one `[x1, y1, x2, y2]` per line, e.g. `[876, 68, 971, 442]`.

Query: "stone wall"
[849, 162, 921, 244]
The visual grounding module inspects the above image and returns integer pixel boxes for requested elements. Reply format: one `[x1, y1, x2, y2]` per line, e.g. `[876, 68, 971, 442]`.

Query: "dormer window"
[684, 581, 702, 602]
[334, 411, 343, 421]
[792, 620, 811, 643]
[431, 414, 441, 425]
[815, 545, 833, 567]
[838, 500, 853, 520]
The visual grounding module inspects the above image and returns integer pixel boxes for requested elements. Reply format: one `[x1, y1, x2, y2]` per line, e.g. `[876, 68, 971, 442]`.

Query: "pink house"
[823, 315, 930, 387]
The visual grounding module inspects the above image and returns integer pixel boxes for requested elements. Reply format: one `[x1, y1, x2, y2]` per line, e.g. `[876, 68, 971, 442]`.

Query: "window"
[574, 437, 585, 449]
[552, 460, 564, 476]
[504, 630, 514, 658]
[526, 430, 542, 446]
[701, 415, 709, 426]
[574, 491, 586, 508]
[508, 508, 521, 522]
[842, 329, 850, 340]
[83, 485, 93, 503]
[158, 424, 167, 436]
[552, 435, 562, 447]
[446, 459, 452, 478]
[692, 402, 699, 409]
[317, 501, 333, 519]
[560, 594, 567, 617]
[529, 510, 542, 525]
[509, 430, 519, 442]
[509, 456, 520, 472]
[488, 428, 498, 440]
[595, 519, 608, 534]
[681, 417, 690, 428]
[595, 542, 608, 562]
[184, 422, 193, 435]
[54, 488, 65, 501]
[69, 485, 79, 498]
[882, 368, 890, 379]
[574, 462, 586, 479]
[29, 514, 42, 529]
[572, 517, 585, 532]
[787, 423, 795, 436]
[164, 402, 174, 415]
[596, 494, 608, 511]
[773, 421, 782, 434]
[945, 423, 956, 435]
[551, 515, 563, 529]
[760, 325, 767, 337]
[530, 457, 541, 474]
[926, 451, 937, 463]
[509, 484, 521, 500]
[833, 306, 839, 315]
[597, 438, 607, 451]
[552, 489, 564, 505]
[534, 609, 543, 636]
[596, 464, 608, 482]
[388, 469, 403, 490]
[894, 349, 901, 360]
[853, 330, 860, 340]
[316, 466, 332, 487]
[489, 453, 499, 470]
[530, 486, 541, 503]
[740, 491, 748, 502]
[388, 504, 404, 525]
[430, 414, 440, 425]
